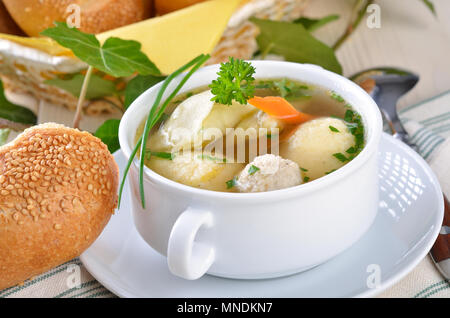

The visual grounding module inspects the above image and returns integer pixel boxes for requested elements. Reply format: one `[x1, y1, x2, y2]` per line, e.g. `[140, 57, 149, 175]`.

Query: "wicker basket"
[0, 0, 309, 115]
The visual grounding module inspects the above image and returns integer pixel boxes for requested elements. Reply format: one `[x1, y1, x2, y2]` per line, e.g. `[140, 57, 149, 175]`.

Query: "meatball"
[280, 117, 356, 180]
[236, 154, 302, 193]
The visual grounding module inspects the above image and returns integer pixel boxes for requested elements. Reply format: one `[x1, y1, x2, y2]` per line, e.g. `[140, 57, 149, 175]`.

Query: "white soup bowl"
[119, 61, 383, 280]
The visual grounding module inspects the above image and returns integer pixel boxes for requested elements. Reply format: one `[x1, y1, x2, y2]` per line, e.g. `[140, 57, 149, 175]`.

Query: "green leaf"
[256, 79, 311, 101]
[94, 119, 120, 153]
[421, 0, 436, 15]
[333, 152, 348, 162]
[344, 109, 354, 122]
[0, 128, 10, 146]
[226, 177, 237, 189]
[124, 74, 166, 109]
[41, 22, 161, 77]
[272, 78, 292, 98]
[329, 125, 340, 132]
[330, 91, 344, 102]
[197, 154, 227, 163]
[294, 14, 340, 32]
[248, 165, 260, 175]
[303, 176, 310, 182]
[300, 167, 308, 172]
[0, 80, 37, 125]
[146, 151, 174, 160]
[251, 18, 342, 74]
[45, 73, 119, 100]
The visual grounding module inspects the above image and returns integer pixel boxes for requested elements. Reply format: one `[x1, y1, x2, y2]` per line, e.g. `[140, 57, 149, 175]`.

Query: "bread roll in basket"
[0, 0, 308, 115]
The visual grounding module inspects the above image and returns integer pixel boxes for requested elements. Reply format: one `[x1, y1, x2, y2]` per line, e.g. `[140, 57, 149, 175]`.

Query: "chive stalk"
[118, 54, 210, 208]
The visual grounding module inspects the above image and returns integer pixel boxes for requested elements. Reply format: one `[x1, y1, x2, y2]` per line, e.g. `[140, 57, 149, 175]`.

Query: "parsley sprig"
[209, 57, 256, 105]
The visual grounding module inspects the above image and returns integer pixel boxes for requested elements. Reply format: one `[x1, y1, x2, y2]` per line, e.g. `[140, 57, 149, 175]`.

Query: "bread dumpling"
[280, 117, 356, 180]
[147, 152, 244, 191]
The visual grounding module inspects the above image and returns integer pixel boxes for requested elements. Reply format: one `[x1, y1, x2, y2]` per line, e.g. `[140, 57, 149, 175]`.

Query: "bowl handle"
[167, 207, 215, 280]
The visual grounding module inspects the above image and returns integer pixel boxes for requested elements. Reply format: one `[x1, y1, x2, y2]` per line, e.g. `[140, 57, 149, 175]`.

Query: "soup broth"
[136, 78, 364, 193]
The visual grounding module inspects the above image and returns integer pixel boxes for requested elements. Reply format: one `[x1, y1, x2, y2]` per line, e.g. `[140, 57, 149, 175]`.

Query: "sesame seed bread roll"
[0, 1, 25, 36]
[0, 123, 119, 290]
[2, 0, 153, 37]
[155, 0, 208, 15]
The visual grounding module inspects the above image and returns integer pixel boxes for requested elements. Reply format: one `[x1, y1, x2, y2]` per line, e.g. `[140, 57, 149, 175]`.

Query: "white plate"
[80, 133, 444, 298]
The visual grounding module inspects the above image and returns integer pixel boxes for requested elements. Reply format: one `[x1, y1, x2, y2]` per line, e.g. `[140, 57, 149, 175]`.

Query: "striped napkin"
[378, 91, 450, 298]
[1, 91, 450, 298]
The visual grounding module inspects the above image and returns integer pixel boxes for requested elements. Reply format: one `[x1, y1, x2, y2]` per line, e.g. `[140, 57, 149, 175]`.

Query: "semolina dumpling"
[280, 117, 356, 180]
[149, 90, 256, 152]
[149, 90, 215, 151]
[147, 152, 245, 192]
[236, 110, 285, 132]
[202, 102, 256, 133]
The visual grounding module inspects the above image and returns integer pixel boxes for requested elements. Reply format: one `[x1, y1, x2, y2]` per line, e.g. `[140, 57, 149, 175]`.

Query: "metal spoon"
[350, 67, 450, 280]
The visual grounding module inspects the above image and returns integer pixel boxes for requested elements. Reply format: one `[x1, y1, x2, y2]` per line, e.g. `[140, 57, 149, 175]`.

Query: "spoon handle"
[430, 195, 450, 279]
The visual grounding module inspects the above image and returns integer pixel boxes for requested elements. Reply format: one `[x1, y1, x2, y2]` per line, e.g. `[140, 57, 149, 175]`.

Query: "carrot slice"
[248, 96, 315, 124]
